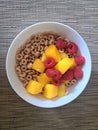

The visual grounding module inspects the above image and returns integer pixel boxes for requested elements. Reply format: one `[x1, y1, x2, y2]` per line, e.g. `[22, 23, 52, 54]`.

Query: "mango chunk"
[45, 45, 61, 62]
[41, 53, 47, 62]
[58, 84, 67, 97]
[43, 84, 58, 99]
[26, 80, 43, 94]
[32, 58, 45, 73]
[55, 58, 75, 74]
[37, 73, 51, 86]
[60, 52, 68, 59]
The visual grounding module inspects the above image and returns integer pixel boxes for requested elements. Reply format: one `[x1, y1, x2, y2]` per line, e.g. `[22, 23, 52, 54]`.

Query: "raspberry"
[44, 57, 56, 68]
[67, 42, 78, 54]
[53, 69, 62, 80]
[46, 69, 56, 78]
[56, 38, 67, 50]
[74, 56, 85, 65]
[62, 69, 74, 80]
[73, 66, 83, 79]
[46, 69, 62, 80]
[52, 79, 62, 86]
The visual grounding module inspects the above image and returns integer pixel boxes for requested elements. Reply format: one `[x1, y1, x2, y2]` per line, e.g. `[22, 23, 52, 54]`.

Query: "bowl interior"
[6, 22, 91, 108]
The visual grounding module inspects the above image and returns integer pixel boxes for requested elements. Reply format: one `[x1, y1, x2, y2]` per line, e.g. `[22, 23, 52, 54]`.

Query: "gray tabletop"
[0, 0, 98, 130]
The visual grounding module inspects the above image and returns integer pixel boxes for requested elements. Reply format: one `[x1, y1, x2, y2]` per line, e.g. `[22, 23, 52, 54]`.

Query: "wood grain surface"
[0, 0, 98, 130]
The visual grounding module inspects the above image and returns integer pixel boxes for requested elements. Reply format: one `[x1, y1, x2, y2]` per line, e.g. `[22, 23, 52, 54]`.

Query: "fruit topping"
[74, 56, 85, 65]
[44, 57, 56, 68]
[43, 84, 58, 99]
[46, 69, 62, 80]
[62, 69, 74, 81]
[73, 66, 83, 79]
[55, 57, 75, 74]
[45, 44, 61, 62]
[67, 42, 78, 54]
[56, 38, 67, 50]
[52, 79, 62, 86]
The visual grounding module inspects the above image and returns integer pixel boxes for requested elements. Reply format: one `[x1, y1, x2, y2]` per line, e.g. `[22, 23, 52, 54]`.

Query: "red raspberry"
[46, 69, 56, 78]
[62, 69, 74, 80]
[73, 66, 83, 79]
[44, 57, 56, 68]
[46, 69, 62, 80]
[52, 79, 62, 86]
[67, 42, 78, 54]
[56, 38, 67, 50]
[74, 56, 85, 65]
[53, 69, 62, 80]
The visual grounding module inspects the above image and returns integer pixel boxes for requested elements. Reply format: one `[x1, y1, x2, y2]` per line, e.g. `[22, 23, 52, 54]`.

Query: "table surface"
[0, 0, 98, 130]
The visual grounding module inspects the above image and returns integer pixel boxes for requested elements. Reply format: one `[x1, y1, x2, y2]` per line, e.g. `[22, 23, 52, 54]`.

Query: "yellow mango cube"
[37, 73, 51, 86]
[58, 84, 67, 97]
[60, 52, 68, 59]
[43, 84, 58, 99]
[41, 53, 47, 62]
[45, 45, 61, 62]
[26, 80, 43, 94]
[55, 58, 75, 74]
[32, 58, 45, 73]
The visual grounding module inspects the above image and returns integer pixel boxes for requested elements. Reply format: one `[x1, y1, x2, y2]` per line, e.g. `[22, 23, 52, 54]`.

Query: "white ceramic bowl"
[6, 22, 92, 108]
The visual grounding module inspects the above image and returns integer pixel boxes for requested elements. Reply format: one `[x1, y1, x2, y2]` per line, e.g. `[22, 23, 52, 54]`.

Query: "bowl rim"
[6, 22, 92, 108]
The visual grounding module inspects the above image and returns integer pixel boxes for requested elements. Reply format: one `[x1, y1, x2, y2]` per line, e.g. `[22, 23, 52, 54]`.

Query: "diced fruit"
[44, 57, 56, 68]
[74, 56, 85, 65]
[73, 66, 83, 79]
[62, 69, 74, 80]
[67, 42, 78, 54]
[46, 69, 62, 80]
[41, 53, 47, 62]
[43, 84, 58, 99]
[60, 52, 68, 59]
[55, 57, 75, 74]
[26, 80, 43, 94]
[58, 84, 67, 97]
[56, 38, 67, 50]
[45, 45, 61, 62]
[37, 73, 51, 86]
[32, 58, 45, 73]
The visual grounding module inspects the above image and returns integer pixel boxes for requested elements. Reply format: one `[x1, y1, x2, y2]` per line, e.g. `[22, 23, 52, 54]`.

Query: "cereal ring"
[66, 81, 72, 87]
[19, 76, 25, 82]
[24, 48, 30, 54]
[21, 66, 27, 72]
[15, 66, 21, 74]
[49, 39, 55, 45]
[48, 34, 54, 41]
[26, 74, 32, 81]
[70, 79, 77, 85]
[40, 39, 45, 45]
[16, 53, 23, 61]
[34, 35, 40, 42]
[20, 59, 27, 65]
